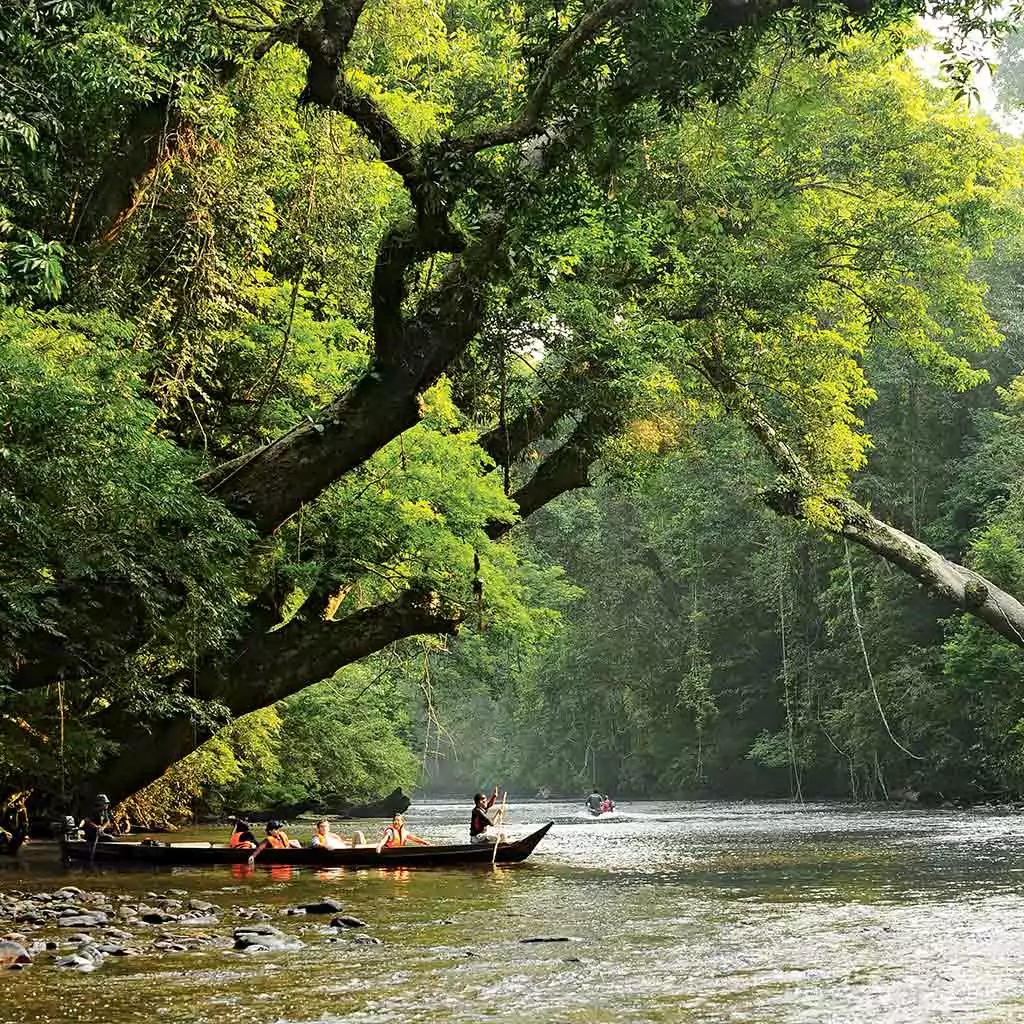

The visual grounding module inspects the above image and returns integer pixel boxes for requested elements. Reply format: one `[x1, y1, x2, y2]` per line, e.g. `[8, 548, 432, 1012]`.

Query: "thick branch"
[703, 351, 1024, 649]
[487, 413, 606, 539]
[478, 396, 570, 468]
[372, 217, 466, 363]
[95, 589, 461, 800]
[453, 0, 638, 156]
[197, 222, 504, 533]
[293, 2, 424, 200]
[766, 489, 1024, 649]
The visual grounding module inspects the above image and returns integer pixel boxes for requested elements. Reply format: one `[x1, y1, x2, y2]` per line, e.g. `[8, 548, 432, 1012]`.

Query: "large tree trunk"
[71, 98, 183, 244]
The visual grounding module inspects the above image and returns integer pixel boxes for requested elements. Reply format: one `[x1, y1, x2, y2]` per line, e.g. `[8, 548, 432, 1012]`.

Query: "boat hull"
[61, 823, 553, 868]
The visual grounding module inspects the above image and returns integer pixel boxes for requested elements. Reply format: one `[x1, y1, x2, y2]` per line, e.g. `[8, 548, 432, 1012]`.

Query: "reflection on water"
[4, 801, 1024, 1023]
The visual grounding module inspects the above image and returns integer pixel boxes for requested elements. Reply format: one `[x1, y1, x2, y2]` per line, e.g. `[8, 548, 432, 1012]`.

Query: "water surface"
[4, 800, 1024, 1023]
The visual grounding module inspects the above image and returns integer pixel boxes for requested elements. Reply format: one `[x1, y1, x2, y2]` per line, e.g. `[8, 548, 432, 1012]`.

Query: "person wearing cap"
[247, 820, 300, 865]
[82, 794, 121, 844]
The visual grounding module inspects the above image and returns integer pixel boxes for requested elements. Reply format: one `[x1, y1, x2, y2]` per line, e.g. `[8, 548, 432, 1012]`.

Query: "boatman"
[469, 786, 500, 844]
[83, 794, 121, 844]
[585, 789, 603, 814]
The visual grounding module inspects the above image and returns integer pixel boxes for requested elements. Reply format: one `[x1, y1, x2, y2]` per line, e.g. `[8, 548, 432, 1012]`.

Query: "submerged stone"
[0, 940, 31, 969]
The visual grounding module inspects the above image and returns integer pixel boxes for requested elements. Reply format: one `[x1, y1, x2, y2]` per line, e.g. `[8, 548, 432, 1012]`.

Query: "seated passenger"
[310, 817, 362, 850]
[601, 795, 614, 813]
[228, 818, 257, 849]
[247, 820, 300, 865]
[375, 813, 430, 852]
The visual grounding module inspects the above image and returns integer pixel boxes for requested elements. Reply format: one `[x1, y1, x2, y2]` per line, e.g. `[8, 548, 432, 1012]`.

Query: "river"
[4, 800, 1024, 1023]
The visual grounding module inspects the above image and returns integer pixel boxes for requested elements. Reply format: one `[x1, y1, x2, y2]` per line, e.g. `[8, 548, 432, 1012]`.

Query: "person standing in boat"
[585, 790, 603, 814]
[470, 787, 501, 843]
[83, 794, 122, 844]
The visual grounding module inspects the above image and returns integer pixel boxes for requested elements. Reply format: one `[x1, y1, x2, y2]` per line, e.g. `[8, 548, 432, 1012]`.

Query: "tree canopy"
[4, 0, 1024, 814]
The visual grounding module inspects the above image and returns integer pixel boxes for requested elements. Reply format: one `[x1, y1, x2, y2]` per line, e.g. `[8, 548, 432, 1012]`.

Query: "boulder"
[57, 915, 107, 929]
[300, 899, 344, 915]
[330, 915, 366, 928]
[54, 945, 106, 972]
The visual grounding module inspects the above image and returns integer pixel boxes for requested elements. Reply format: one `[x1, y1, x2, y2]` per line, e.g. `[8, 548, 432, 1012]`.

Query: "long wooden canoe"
[61, 822, 553, 868]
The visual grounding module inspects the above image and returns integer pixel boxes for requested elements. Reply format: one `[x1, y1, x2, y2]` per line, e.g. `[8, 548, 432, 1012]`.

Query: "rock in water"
[0, 940, 31, 969]
[330, 915, 366, 928]
[54, 945, 106, 972]
[300, 900, 344, 914]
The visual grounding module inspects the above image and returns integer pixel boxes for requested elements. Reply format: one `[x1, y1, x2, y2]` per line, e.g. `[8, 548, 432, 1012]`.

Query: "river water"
[4, 800, 1024, 1023]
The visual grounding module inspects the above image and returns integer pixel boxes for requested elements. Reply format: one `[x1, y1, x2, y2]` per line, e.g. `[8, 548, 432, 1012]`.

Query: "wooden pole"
[491, 791, 508, 867]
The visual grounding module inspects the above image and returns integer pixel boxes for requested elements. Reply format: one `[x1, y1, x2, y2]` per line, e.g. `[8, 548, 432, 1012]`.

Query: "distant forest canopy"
[5, 0, 1024, 822]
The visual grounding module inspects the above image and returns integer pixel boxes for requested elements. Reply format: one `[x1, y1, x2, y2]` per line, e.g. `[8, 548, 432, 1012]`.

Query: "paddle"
[491, 790, 508, 867]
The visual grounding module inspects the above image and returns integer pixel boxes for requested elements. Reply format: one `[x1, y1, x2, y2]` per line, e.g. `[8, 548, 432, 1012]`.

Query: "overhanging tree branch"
[94, 588, 461, 800]
[452, 0, 639, 156]
[701, 348, 1024, 649]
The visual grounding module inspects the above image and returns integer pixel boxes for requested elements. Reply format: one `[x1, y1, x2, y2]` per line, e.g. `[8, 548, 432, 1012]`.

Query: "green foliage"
[0, 308, 253, 685]
[4, 0, 1024, 815]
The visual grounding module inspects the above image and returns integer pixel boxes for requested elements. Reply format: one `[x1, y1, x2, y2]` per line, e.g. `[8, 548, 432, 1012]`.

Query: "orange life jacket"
[229, 833, 255, 849]
[382, 825, 406, 848]
[266, 831, 289, 849]
[313, 831, 344, 850]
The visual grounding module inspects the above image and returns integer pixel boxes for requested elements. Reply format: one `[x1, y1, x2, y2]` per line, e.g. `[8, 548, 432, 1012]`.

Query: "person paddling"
[375, 813, 430, 852]
[470, 787, 500, 844]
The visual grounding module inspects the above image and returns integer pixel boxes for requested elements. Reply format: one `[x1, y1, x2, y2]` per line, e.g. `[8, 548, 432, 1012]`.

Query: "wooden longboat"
[60, 822, 553, 868]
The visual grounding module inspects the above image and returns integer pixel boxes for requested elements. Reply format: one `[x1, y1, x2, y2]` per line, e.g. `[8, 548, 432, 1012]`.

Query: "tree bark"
[197, 223, 503, 532]
[823, 494, 1024, 647]
[95, 589, 460, 801]
[71, 98, 183, 244]
[700, 352, 1024, 649]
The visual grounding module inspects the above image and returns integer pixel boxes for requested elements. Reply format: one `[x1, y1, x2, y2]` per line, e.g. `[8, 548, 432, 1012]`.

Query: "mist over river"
[4, 800, 1024, 1023]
